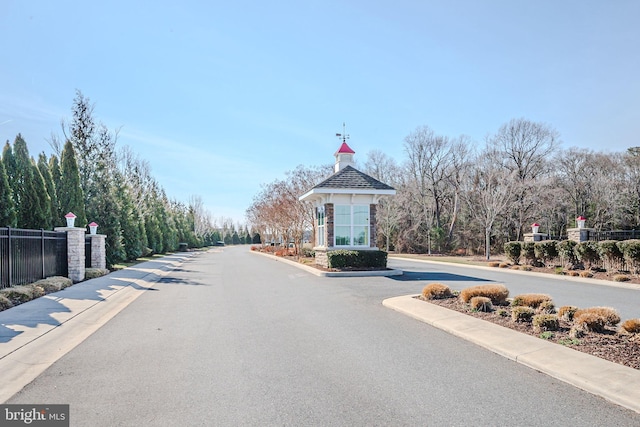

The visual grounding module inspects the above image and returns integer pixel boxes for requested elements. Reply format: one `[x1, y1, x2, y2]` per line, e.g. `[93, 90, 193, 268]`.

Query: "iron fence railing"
[0, 227, 68, 289]
[588, 230, 640, 242]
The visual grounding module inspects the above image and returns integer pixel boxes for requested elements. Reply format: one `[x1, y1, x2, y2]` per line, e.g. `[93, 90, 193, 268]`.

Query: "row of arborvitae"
[0, 268, 109, 312]
[421, 283, 640, 338]
[503, 240, 640, 274]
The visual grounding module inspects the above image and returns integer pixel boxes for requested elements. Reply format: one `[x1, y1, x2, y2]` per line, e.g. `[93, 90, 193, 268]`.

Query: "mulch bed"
[421, 296, 640, 370]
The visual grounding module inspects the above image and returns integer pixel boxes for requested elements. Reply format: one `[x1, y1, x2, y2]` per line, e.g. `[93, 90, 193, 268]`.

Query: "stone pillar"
[54, 226, 85, 282]
[325, 203, 334, 248]
[567, 228, 592, 243]
[369, 204, 377, 248]
[88, 234, 106, 269]
[523, 233, 545, 242]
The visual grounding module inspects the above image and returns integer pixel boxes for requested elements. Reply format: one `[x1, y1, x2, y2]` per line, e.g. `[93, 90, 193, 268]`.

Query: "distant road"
[8, 247, 640, 425]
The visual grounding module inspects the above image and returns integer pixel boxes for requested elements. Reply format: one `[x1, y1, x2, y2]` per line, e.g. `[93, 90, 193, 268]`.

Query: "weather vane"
[335, 122, 349, 143]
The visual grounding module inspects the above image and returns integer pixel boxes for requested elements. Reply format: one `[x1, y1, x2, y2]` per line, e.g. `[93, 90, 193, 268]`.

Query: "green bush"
[617, 240, 640, 273]
[521, 242, 537, 266]
[574, 241, 600, 268]
[301, 248, 315, 258]
[598, 240, 624, 271]
[511, 306, 535, 322]
[326, 250, 387, 269]
[556, 240, 578, 266]
[534, 241, 558, 265]
[533, 314, 559, 332]
[503, 241, 521, 265]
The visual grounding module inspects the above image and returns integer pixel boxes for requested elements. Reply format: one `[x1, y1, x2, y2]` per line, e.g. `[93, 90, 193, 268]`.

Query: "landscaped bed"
[418, 283, 640, 370]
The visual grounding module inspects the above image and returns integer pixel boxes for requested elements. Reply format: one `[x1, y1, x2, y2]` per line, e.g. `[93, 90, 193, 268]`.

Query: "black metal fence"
[588, 230, 640, 242]
[0, 227, 68, 289]
[85, 236, 92, 268]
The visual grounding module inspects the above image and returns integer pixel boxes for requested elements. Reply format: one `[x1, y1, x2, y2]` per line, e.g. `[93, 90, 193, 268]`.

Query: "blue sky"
[1, 1, 638, 224]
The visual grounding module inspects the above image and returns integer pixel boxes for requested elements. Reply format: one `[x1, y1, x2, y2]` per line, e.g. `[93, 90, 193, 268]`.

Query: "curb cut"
[383, 294, 640, 415]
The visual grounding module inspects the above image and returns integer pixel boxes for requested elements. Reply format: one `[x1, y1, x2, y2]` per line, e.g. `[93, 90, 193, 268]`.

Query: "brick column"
[54, 226, 85, 282]
[88, 234, 106, 269]
[369, 204, 377, 248]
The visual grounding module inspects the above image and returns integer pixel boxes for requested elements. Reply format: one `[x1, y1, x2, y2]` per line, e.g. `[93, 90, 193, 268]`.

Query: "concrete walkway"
[0, 252, 195, 402]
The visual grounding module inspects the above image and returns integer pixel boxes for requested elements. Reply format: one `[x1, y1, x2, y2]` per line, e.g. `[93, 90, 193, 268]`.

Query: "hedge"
[326, 250, 388, 269]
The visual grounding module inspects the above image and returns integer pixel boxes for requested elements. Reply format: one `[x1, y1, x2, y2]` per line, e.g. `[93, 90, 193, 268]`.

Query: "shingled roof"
[310, 165, 395, 191]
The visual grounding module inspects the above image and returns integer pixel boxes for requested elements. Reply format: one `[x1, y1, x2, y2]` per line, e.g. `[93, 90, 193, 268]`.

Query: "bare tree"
[489, 118, 559, 240]
[462, 150, 516, 260]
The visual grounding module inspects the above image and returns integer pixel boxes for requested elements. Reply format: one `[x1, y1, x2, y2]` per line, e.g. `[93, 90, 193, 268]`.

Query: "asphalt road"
[8, 247, 640, 426]
[388, 257, 640, 321]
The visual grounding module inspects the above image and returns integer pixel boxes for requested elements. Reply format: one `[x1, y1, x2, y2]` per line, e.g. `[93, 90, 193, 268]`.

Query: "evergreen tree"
[116, 175, 144, 260]
[0, 158, 16, 227]
[37, 153, 58, 228]
[48, 154, 64, 226]
[31, 159, 52, 229]
[59, 140, 87, 226]
[245, 231, 252, 245]
[252, 233, 261, 244]
[232, 231, 241, 245]
[2, 141, 17, 187]
[12, 134, 42, 228]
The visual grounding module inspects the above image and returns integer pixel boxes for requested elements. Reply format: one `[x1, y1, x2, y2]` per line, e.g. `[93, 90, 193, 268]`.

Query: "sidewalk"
[0, 252, 195, 402]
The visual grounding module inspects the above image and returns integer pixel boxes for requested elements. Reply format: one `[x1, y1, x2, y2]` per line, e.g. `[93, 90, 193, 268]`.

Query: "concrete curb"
[390, 256, 640, 291]
[251, 250, 403, 277]
[383, 294, 640, 415]
[0, 252, 196, 403]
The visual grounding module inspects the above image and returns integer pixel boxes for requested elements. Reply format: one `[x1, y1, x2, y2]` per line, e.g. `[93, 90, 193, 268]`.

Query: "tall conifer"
[59, 140, 87, 226]
[0, 158, 16, 227]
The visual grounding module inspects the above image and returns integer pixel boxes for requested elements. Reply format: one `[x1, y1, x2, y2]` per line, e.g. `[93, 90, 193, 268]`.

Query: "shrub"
[538, 300, 556, 314]
[498, 262, 510, 268]
[459, 284, 509, 304]
[554, 267, 564, 275]
[567, 271, 580, 277]
[85, 268, 110, 280]
[574, 312, 606, 333]
[0, 294, 13, 311]
[522, 242, 537, 265]
[558, 305, 579, 321]
[575, 241, 600, 269]
[598, 240, 624, 271]
[534, 240, 558, 265]
[470, 296, 493, 312]
[504, 241, 521, 265]
[620, 319, 640, 334]
[421, 283, 452, 300]
[327, 250, 387, 269]
[618, 239, 640, 273]
[557, 240, 578, 267]
[579, 271, 593, 278]
[569, 326, 586, 339]
[488, 261, 500, 267]
[28, 284, 46, 298]
[613, 274, 631, 282]
[533, 314, 559, 332]
[0, 286, 35, 305]
[519, 265, 532, 271]
[301, 248, 315, 258]
[574, 307, 620, 327]
[511, 293, 553, 309]
[512, 306, 535, 322]
[613, 274, 630, 282]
